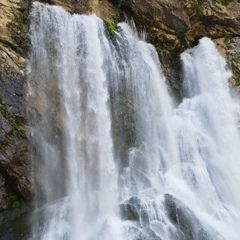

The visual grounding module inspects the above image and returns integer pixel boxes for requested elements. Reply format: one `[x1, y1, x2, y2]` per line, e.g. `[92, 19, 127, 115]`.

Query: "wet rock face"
[120, 196, 162, 240]
[0, 174, 8, 210]
[0, 74, 30, 210]
[0, 0, 31, 211]
[0, 204, 31, 240]
[123, 226, 162, 240]
[120, 196, 150, 226]
[164, 194, 211, 240]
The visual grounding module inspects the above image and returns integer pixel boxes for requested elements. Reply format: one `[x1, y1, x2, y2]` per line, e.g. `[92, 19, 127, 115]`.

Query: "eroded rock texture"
[0, 0, 26, 74]
[119, 0, 240, 61]
[37, 0, 240, 78]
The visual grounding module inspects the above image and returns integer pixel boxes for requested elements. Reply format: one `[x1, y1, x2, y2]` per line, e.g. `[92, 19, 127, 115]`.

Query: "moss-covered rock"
[104, 19, 117, 36]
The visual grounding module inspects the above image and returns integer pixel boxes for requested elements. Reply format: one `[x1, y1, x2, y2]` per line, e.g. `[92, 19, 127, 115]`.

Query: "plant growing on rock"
[0, 101, 26, 139]
[8, 192, 21, 209]
[103, 19, 117, 37]
[155, 45, 167, 56]
[213, 0, 234, 6]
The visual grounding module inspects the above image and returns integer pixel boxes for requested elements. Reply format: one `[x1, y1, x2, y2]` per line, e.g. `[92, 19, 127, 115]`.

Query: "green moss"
[11, 116, 24, 128]
[0, 101, 26, 139]
[223, 37, 231, 49]
[8, 193, 21, 209]
[155, 45, 167, 56]
[0, 104, 13, 123]
[103, 19, 117, 37]
[16, 128, 26, 139]
[12, 201, 21, 209]
[213, 0, 233, 6]
[184, 38, 190, 47]
[194, 3, 204, 18]
[235, 74, 240, 86]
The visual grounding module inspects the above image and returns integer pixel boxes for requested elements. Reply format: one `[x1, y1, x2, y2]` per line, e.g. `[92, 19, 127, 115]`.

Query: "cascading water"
[27, 2, 240, 240]
[28, 3, 119, 239]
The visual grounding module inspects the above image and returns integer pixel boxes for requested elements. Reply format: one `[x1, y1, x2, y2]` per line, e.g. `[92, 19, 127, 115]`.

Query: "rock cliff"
[0, 0, 31, 214]
[37, 0, 240, 83]
[0, 0, 239, 217]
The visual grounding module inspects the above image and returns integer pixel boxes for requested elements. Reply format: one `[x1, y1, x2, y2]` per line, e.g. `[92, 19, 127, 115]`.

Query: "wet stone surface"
[0, 73, 30, 211]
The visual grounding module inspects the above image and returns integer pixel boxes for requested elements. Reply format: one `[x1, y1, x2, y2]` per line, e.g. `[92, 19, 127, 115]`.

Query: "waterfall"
[28, 3, 119, 239]
[27, 2, 240, 240]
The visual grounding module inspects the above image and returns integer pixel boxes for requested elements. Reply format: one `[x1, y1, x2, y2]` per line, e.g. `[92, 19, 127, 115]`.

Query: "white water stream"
[27, 2, 240, 240]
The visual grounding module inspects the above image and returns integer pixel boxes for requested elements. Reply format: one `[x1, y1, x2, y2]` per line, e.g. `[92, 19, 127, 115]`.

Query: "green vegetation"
[213, 0, 234, 6]
[195, 3, 204, 18]
[6, 0, 31, 54]
[155, 45, 167, 56]
[8, 193, 21, 209]
[235, 74, 240, 86]
[0, 101, 26, 139]
[16, 129, 26, 139]
[0, 104, 11, 121]
[103, 19, 117, 37]
[223, 37, 231, 49]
